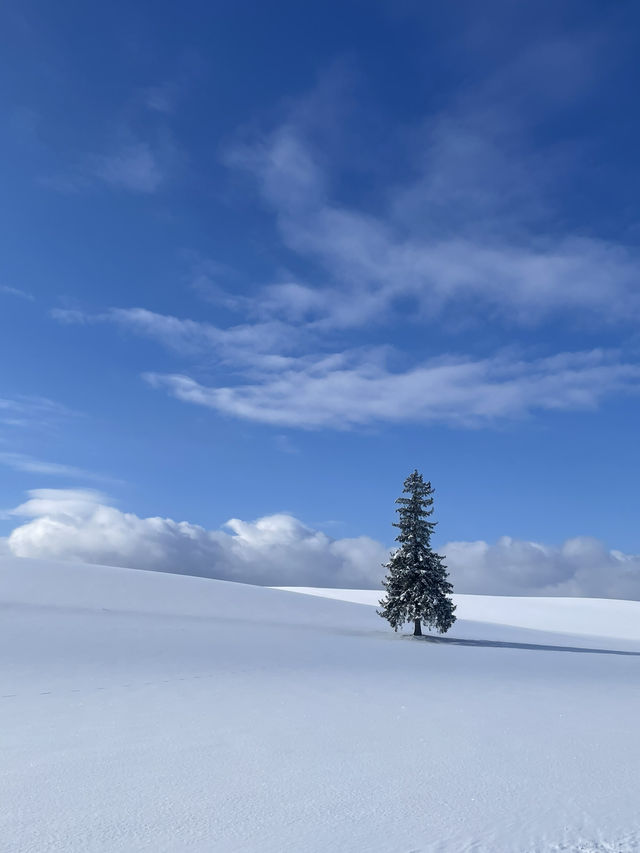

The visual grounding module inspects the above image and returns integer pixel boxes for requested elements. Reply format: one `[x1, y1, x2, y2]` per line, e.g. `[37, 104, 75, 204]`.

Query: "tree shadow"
[409, 634, 640, 656]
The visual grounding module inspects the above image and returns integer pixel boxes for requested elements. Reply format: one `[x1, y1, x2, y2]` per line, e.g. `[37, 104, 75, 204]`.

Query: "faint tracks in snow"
[0, 671, 219, 702]
[420, 832, 640, 852]
[547, 833, 640, 852]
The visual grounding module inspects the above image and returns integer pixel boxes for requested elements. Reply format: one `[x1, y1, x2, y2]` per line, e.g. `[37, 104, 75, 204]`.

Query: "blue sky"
[2, 0, 640, 587]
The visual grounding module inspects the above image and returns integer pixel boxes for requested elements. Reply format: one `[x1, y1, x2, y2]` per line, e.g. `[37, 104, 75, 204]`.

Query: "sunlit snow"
[2, 557, 640, 852]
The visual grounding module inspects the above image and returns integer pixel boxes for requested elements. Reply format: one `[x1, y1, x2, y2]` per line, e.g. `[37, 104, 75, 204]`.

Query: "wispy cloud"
[228, 126, 640, 331]
[48, 46, 640, 433]
[44, 138, 173, 195]
[51, 302, 640, 431]
[274, 434, 300, 454]
[142, 83, 181, 114]
[52, 306, 301, 362]
[90, 142, 164, 193]
[0, 395, 78, 429]
[144, 348, 640, 429]
[0, 285, 34, 302]
[224, 44, 640, 330]
[139, 56, 206, 115]
[0, 451, 100, 480]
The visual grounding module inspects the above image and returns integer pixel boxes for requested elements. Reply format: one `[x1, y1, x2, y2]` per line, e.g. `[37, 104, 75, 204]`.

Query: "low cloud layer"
[2, 489, 640, 598]
[446, 537, 640, 600]
[4, 490, 387, 588]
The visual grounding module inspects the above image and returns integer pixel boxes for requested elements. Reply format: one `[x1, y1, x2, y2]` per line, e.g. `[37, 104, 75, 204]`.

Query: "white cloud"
[108, 308, 299, 358]
[445, 536, 640, 600]
[232, 126, 640, 330]
[0, 395, 77, 429]
[144, 348, 640, 429]
[0, 452, 109, 481]
[0, 285, 34, 301]
[50, 308, 91, 325]
[224, 54, 640, 330]
[53, 304, 640, 430]
[5, 490, 387, 588]
[274, 434, 299, 454]
[44, 139, 171, 195]
[3, 489, 640, 598]
[52, 307, 300, 361]
[47, 58, 640, 433]
[142, 83, 180, 114]
[90, 142, 163, 193]
[53, 311, 640, 431]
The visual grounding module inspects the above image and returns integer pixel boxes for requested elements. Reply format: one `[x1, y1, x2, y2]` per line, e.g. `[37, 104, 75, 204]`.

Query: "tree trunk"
[413, 619, 422, 636]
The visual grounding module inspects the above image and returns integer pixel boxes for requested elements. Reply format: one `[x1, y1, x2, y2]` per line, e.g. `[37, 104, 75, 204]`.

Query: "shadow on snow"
[408, 634, 640, 656]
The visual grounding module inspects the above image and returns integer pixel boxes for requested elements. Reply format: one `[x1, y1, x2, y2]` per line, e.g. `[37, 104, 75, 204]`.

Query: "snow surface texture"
[2, 557, 640, 853]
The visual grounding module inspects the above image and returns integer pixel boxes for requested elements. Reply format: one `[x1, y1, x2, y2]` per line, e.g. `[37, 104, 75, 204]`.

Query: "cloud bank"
[3, 489, 640, 598]
[4, 490, 387, 588]
[446, 537, 640, 600]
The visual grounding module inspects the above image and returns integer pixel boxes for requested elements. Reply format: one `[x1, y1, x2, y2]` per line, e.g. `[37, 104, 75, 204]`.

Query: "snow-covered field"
[2, 557, 640, 852]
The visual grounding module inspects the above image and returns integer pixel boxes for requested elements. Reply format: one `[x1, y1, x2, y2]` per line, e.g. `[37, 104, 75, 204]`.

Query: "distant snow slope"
[2, 556, 640, 853]
[279, 587, 640, 641]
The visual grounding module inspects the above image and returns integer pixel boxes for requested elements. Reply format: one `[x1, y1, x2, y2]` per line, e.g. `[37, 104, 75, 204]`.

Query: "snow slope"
[279, 587, 640, 641]
[2, 557, 640, 853]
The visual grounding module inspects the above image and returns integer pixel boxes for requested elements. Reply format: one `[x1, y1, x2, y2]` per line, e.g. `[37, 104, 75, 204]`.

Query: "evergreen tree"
[378, 470, 456, 636]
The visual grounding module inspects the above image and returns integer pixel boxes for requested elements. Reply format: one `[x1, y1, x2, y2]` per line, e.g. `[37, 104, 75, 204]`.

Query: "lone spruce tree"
[378, 470, 456, 636]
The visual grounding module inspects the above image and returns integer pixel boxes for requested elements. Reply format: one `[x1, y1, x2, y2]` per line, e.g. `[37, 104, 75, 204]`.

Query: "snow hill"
[2, 557, 640, 853]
